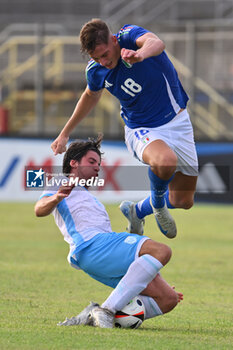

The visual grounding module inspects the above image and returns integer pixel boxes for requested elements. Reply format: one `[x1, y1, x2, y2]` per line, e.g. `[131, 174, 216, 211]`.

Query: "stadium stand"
[0, 0, 232, 139]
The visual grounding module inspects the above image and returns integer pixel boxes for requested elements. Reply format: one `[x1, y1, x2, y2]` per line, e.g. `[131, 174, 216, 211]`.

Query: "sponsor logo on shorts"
[124, 236, 137, 244]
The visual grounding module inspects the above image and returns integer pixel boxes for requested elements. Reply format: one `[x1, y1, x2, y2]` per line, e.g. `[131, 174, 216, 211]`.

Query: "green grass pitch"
[0, 202, 232, 350]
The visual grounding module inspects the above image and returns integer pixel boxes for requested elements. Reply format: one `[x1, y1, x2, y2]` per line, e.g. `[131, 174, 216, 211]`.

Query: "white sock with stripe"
[102, 254, 163, 313]
[139, 295, 163, 319]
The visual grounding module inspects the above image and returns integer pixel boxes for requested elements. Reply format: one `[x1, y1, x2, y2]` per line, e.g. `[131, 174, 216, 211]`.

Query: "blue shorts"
[74, 232, 150, 288]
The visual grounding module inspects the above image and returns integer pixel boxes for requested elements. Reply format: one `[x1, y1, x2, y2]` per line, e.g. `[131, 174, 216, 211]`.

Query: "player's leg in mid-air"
[122, 109, 198, 238]
[142, 139, 178, 238]
[120, 171, 197, 236]
[120, 139, 178, 238]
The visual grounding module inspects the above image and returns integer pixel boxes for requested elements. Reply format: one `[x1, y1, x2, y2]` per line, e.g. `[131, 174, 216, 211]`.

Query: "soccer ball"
[114, 296, 145, 329]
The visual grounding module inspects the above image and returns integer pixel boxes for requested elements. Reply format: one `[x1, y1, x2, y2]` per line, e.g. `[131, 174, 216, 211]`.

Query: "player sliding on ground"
[35, 135, 183, 328]
[51, 19, 199, 239]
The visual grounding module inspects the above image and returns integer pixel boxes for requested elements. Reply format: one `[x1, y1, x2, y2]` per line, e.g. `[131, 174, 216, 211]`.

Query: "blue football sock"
[135, 196, 153, 219]
[135, 191, 175, 219]
[165, 190, 175, 209]
[148, 168, 174, 209]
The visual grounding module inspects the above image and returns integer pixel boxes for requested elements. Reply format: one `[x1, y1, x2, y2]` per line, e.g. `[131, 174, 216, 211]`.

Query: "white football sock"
[102, 254, 163, 313]
[140, 295, 163, 319]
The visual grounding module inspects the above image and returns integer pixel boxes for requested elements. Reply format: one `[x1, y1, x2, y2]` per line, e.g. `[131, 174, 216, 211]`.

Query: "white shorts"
[125, 109, 199, 176]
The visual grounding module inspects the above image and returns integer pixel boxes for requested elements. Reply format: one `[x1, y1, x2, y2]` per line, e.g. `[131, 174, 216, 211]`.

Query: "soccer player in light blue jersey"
[51, 19, 198, 239]
[38, 136, 183, 328]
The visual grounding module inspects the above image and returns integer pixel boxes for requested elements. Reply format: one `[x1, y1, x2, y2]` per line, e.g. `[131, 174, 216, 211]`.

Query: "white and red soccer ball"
[114, 296, 145, 329]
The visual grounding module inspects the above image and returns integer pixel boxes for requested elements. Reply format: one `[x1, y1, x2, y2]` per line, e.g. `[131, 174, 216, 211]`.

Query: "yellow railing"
[168, 52, 233, 139]
[0, 35, 232, 139]
[0, 36, 85, 84]
[0, 36, 118, 135]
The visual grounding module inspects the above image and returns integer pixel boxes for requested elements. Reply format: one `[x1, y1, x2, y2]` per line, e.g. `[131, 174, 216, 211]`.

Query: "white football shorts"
[125, 109, 199, 176]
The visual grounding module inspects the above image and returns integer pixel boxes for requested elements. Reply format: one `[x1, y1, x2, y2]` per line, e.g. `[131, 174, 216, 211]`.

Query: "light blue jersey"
[40, 176, 112, 268]
[86, 24, 189, 128]
[39, 176, 149, 286]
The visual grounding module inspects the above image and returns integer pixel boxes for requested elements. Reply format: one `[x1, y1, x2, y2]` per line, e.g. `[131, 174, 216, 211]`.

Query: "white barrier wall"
[2, 138, 232, 203]
[0, 138, 149, 203]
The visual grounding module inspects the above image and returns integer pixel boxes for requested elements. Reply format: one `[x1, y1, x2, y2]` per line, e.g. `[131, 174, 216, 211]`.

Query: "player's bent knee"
[139, 240, 172, 266]
[183, 201, 194, 210]
[152, 154, 177, 168]
[179, 198, 194, 209]
[163, 290, 178, 313]
[149, 153, 177, 172]
[152, 285, 178, 314]
[171, 195, 194, 209]
[162, 244, 172, 265]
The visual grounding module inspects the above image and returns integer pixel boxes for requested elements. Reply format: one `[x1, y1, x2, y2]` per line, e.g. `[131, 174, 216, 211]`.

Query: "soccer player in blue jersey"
[51, 19, 198, 239]
[36, 135, 183, 328]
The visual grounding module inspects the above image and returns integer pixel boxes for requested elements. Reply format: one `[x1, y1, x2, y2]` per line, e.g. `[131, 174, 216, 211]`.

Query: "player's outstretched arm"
[121, 32, 165, 65]
[51, 87, 103, 155]
[34, 184, 75, 217]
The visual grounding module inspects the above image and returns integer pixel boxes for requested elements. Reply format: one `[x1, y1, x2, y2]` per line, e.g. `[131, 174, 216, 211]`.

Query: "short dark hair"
[80, 18, 110, 54]
[62, 134, 103, 175]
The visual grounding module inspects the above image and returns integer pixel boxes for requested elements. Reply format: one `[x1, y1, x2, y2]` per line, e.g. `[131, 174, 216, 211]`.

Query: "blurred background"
[0, 0, 233, 139]
[0, 0, 233, 203]
[1, 4, 232, 348]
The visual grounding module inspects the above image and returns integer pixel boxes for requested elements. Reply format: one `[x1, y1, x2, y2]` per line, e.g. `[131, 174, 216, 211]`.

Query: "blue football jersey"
[86, 24, 189, 128]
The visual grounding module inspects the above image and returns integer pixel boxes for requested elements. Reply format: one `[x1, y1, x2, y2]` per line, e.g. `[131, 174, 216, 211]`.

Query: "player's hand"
[56, 183, 75, 201]
[51, 135, 69, 155]
[121, 48, 144, 64]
